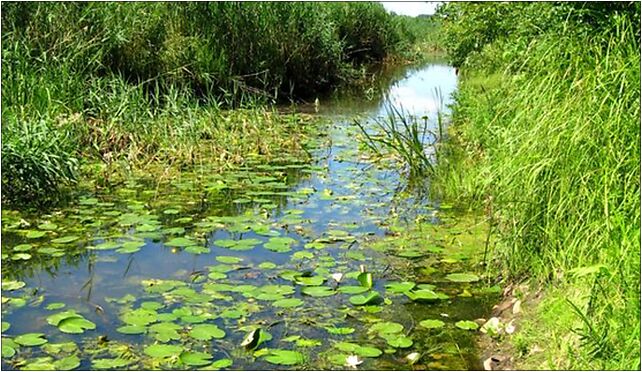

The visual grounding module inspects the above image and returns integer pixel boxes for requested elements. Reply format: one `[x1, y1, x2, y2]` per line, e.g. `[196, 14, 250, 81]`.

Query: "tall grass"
[433, 7, 640, 369]
[1, 2, 424, 205]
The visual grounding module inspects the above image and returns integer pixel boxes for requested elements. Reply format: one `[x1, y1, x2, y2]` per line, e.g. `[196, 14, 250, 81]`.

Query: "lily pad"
[272, 298, 304, 308]
[419, 319, 445, 329]
[349, 291, 381, 306]
[166, 237, 197, 247]
[189, 324, 226, 340]
[144, 344, 184, 358]
[180, 351, 213, 367]
[116, 325, 146, 335]
[51, 236, 79, 244]
[264, 349, 305, 366]
[92, 358, 132, 369]
[301, 286, 335, 297]
[15, 333, 47, 346]
[445, 273, 480, 283]
[455, 320, 480, 330]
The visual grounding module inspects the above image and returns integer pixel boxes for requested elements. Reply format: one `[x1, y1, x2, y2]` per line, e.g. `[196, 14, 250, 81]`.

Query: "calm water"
[1, 62, 497, 370]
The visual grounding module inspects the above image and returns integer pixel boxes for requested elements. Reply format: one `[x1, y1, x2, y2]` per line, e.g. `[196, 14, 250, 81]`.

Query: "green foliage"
[1, 2, 425, 205]
[434, 3, 640, 369]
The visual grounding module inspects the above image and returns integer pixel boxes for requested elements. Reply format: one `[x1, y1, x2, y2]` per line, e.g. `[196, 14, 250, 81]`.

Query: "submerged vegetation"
[1, 2, 427, 206]
[430, 2, 640, 370]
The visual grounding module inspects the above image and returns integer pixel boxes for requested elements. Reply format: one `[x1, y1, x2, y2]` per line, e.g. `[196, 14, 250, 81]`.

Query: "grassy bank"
[432, 3, 640, 369]
[1, 2, 424, 206]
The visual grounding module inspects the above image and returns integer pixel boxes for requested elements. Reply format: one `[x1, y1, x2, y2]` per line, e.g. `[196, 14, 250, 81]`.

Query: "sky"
[381, 2, 440, 16]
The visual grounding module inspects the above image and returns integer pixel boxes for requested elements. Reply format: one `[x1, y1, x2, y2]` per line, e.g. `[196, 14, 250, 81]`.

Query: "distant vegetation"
[1, 2, 427, 205]
[433, 2, 640, 369]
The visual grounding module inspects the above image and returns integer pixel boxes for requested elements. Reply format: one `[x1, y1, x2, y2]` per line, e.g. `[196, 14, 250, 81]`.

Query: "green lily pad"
[337, 286, 369, 294]
[189, 324, 226, 340]
[38, 222, 58, 231]
[357, 272, 373, 288]
[349, 291, 381, 306]
[382, 334, 413, 348]
[334, 342, 382, 357]
[369, 321, 403, 335]
[419, 319, 445, 329]
[54, 355, 80, 370]
[92, 358, 132, 369]
[455, 320, 479, 330]
[121, 308, 157, 326]
[26, 230, 46, 239]
[272, 298, 304, 308]
[264, 349, 305, 366]
[445, 273, 480, 283]
[1, 322, 10, 332]
[149, 322, 182, 342]
[203, 358, 233, 370]
[2, 280, 26, 291]
[51, 236, 79, 244]
[258, 262, 277, 269]
[325, 326, 355, 335]
[301, 286, 335, 297]
[180, 351, 213, 367]
[385, 281, 416, 293]
[166, 237, 197, 247]
[295, 276, 325, 286]
[15, 333, 47, 346]
[46, 311, 96, 334]
[116, 325, 147, 335]
[144, 344, 183, 358]
[216, 256, 243, 264]
[45, 303, 66, 311]
[2, 342, 16, 358]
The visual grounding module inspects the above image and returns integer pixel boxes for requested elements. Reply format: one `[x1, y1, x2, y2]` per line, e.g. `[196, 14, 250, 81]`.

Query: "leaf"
[419, 319, 445, 329]
[349, 291, 381, 306]
[369, 321, 404, 335]
[264, 349, 305, 365]
[58, 317, 96, 334]
[272, 298, 304, 308]
[301, 286, 335, 297]
[568, 265, 610, 278]
[203, 358, 233, 370]
[189, 324, 225, 340]
[325, 326, 355, 335]
[404, 289, 448, 302]
[92, 358, 132, 369]
[240, 328, 271, 350]
[45, 303, 66, 311]
[121, 308, 157, 326]
[455, 320, 479, 330]
[149, 322, 182, 342]
[53, 355, 80, 370]
[445, 273, 480, 283]
[165, 237, 197, 247]
[385, 281, 416, 293]
[1, 322, 10, 332]
[2, 280, 26, 291]
[51, 236, 79, 244]
[382, 333, 413, 348]
[2, 342, 16, 358]
[357, 272, 373, 288]
[216, 256, 242, 264]
[144, 344, 183, 358]
[15, 333, 47, 346]
[180, 351, 213, 367]
[116, 325, 146, 335]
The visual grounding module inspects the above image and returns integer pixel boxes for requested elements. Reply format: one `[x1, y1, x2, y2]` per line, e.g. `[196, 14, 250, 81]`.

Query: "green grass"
[432, 6, 640, 370]
[1, 2, 428, 205]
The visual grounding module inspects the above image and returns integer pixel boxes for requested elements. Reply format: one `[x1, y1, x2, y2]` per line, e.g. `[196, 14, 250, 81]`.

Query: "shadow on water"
[1, 61, 497, 370]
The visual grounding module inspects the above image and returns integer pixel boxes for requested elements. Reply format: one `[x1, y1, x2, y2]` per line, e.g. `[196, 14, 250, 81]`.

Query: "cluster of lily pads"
[2, 102, 499, 370]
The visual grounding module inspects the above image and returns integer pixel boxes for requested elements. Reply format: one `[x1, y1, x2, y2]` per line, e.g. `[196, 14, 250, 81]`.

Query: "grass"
[431, 9, 640, 370]
[1, 2, 428, 206]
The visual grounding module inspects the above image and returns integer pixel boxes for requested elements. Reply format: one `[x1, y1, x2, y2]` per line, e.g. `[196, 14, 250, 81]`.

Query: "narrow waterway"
[1, 62, 498, 370]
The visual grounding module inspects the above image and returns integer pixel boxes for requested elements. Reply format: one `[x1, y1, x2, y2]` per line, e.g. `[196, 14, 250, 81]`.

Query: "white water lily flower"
[406, 352, 421, 364]
[345, 355, 363, 368]
[331, 272, 344, 283]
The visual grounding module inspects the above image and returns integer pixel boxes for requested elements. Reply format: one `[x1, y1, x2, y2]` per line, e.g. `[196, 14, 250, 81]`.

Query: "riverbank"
[1, 2, 436, 207]
[433, 3, 640, 370]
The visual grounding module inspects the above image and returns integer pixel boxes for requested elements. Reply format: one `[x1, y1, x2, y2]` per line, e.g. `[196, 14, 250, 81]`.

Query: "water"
[1, 62, 498, 370]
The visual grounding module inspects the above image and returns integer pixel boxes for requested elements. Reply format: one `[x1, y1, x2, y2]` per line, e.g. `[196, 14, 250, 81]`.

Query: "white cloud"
[381, 2, 440, 16]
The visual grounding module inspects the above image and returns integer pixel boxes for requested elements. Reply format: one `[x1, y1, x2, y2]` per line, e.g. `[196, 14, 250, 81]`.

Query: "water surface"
[1, 62, 497, 370]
